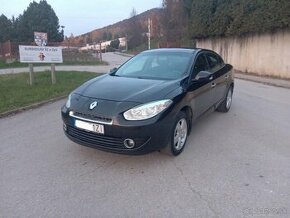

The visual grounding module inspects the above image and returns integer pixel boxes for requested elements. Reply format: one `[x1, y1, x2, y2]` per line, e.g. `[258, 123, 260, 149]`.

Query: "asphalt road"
[1, 77, 290, 216]
[0, 52, 131, 75]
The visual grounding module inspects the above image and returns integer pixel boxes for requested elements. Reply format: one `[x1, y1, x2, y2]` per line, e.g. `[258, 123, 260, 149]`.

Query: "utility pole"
[99, 41, 102, 63]
[148, 17, 152, 50]
[125, 34, 128, 52]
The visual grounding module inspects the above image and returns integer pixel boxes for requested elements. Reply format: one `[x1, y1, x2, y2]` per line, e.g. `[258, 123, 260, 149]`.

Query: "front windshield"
[114, 51, 192, 80]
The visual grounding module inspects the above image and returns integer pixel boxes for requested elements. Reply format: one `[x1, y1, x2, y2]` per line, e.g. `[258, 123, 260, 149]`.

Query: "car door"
[205, 52, 228, 105]
[187, 53, 214, 119]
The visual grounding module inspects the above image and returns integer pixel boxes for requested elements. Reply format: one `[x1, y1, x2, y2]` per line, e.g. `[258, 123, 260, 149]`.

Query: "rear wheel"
[162, 111, 188, 156]
[216, 86, 233, 113]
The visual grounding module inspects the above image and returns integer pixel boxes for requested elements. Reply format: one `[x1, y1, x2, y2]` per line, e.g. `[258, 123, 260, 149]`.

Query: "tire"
[162, 111, 189, 156]
[216, 86, 233, 113]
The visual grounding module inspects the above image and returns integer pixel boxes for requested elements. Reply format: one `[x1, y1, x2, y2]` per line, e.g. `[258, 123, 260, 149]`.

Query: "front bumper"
[61, 106, 175, 154]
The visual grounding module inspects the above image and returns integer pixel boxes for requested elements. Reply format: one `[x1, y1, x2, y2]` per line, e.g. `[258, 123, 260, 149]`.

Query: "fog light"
[124, 139, 135, 149]
[63, 123, 67, 131]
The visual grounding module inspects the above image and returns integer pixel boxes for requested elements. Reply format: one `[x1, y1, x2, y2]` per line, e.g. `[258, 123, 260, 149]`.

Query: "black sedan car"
[61, 48, 234, 156]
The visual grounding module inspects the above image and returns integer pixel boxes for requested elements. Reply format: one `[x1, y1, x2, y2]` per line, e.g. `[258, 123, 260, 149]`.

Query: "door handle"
[211, 82, 216, 88]
[225, 75, 229, 79]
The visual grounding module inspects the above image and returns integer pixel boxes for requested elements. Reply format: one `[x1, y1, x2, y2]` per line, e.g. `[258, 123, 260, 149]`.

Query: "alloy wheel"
[173, 118, 188, 151]
[226, 88, 233, 110]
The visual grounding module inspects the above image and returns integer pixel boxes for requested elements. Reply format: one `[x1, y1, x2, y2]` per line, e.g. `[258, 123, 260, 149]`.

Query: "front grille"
[73, 111, 112, 124]
[67, 125, 149, 150]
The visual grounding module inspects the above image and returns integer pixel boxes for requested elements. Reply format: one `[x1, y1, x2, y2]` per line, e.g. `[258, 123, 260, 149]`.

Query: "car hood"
[74, 74, 180, 103]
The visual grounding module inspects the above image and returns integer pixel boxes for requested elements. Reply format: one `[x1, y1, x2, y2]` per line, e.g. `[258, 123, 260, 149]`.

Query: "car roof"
[142, 48, 199, 54]
[141, 48, 221, 55]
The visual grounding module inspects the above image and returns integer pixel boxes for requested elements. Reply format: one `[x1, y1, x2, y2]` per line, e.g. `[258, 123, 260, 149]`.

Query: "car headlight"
[65, 93, 72, 108]
[123, 99, 173, 121]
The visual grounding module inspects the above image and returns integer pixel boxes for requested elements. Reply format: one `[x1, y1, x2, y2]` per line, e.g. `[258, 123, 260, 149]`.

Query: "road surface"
[0, 52, 131, 75]
[1, 62, 290, 217]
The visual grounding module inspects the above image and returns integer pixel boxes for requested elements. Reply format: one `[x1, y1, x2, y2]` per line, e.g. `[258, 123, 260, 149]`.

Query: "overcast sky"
[1, 0, 162, 36]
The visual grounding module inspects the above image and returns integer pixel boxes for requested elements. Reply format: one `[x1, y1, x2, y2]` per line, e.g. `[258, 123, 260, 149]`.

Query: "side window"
[219, 55, 225, 65]
[192, 54, 208, 76]
[206, 53, 221, 72]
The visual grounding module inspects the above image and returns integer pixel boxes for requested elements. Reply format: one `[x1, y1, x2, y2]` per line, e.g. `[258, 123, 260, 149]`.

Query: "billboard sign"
[19, 45, 63, 63]
[34, 32, 48, 46]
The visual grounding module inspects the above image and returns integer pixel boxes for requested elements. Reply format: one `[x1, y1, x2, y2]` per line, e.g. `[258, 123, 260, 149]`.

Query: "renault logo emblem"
[89, 101, 98, 110]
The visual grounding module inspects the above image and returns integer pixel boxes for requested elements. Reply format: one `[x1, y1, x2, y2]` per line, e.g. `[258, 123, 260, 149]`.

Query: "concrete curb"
[235, 73, 290, 89]
[0, 65, 111, 75]
[114, 52, 134, 58]
[0, 95, 67, 119]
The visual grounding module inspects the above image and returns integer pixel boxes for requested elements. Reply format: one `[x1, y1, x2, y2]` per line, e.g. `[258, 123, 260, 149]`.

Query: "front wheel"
[216, 86, 233, 113]
[162, 111, 188, 156]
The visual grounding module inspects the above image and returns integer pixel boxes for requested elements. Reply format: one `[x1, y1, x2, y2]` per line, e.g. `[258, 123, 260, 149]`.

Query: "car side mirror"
[110, 67, 118, 73]
[194, 71, 211, 81]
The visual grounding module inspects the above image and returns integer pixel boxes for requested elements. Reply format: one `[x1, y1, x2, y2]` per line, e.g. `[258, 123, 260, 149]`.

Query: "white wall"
[79, 37, 127, 51]
[196, 31, 290, 79]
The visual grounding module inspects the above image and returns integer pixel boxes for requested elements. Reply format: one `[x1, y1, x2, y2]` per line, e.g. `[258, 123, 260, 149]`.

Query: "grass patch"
[0, 71, 100, 114]
[0, 60, 28, 68]
[0, 59, 107, 69]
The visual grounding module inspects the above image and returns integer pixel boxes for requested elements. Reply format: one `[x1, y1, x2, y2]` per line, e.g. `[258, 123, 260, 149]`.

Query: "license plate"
[75, 120, 104, 134]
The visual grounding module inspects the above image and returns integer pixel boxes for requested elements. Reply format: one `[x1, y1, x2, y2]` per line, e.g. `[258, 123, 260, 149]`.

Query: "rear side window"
[206, 53, 222, 72]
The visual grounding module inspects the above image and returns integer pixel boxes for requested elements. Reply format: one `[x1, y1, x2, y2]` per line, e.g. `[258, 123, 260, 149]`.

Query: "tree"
[160, 0, 191, 45]
[189, 0, 290, 38]
[107, 32, 112, 41]
[102, 31, 112, 41]
[110, 39, 120, 49]
[130, 8, 138, 18]
[126, 8, 145, 49]
[114, 33, 120, 40]
[102, 32, 108, 41]
[160, 0, 290, 40]
[189, 0, 214, 38]
[0, 14, 12, 42]
[16, 0, 63, 42]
